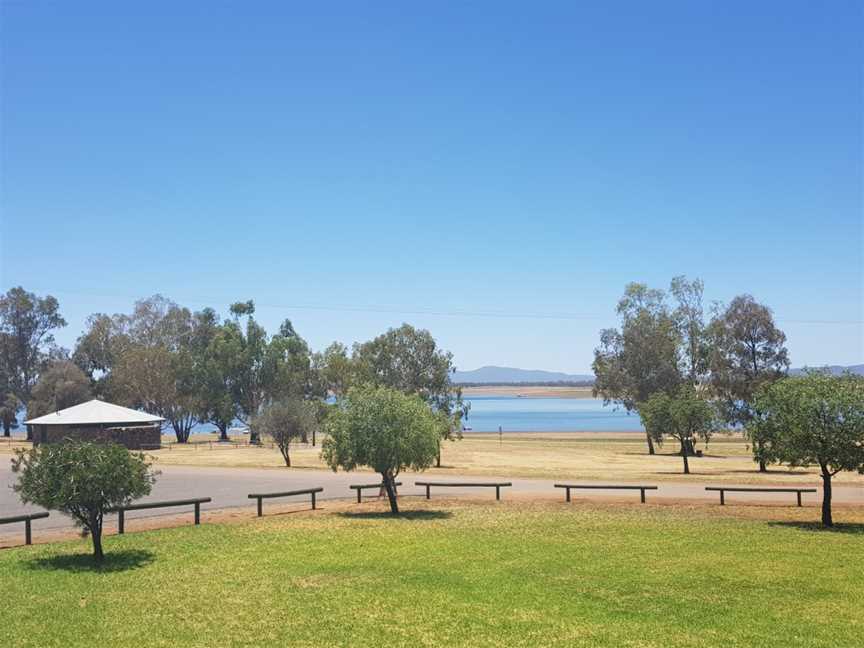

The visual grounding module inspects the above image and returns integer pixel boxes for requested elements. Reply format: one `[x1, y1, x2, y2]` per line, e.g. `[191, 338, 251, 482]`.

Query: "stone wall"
[32, 424, 161, 450]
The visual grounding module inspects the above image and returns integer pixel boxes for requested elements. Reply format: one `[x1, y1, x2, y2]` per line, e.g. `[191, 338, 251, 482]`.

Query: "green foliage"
[322, 385, 443, 513]
[351, 323, 467, 444]
[0, 286, 67, 402]
[252, 399, 317, 466]
[0, 391, 22, 436]
[750, 372, 864, 525]
[12, 441, 156, 560]
[639, 386, 718, 473]
[26, 360, 92, 419]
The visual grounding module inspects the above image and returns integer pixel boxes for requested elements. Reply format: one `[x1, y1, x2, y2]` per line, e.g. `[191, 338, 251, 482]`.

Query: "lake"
[462, 397, 644, 433]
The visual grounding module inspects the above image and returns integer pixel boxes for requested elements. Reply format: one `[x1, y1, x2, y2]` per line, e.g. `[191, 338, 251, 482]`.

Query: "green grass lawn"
[1, 501, 862, 647]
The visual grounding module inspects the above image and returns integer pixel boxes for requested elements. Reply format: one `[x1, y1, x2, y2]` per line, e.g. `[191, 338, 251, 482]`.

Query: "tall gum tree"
[708, 295, 789, 472]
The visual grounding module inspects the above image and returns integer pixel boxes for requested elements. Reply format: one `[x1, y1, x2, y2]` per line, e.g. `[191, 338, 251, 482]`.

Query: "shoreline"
[460, 385, 595, 398]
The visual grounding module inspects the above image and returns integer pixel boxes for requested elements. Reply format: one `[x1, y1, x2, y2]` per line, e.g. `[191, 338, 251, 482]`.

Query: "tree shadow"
[26, 549, 156, 573]
[768, 521, 864, 535]
[337, 510, 453, 521]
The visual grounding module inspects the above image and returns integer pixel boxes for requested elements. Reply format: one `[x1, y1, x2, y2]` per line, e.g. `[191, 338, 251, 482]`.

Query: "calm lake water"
[462, 397, 645, 433]
[186, 396, 644, 435]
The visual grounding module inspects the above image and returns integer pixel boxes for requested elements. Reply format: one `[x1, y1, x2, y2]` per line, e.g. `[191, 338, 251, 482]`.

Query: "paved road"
[2, 463, 862, 539]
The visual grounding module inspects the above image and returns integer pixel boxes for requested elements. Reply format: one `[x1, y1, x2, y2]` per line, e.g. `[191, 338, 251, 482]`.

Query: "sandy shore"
[460, 385, 594, 398]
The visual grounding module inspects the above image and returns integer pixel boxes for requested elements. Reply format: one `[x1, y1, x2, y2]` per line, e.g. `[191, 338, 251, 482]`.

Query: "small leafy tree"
[252, 399, 317, 467]
[322, 386, 442, 514]
[12, 441, 157, 561]
[639, 386, 718, 474]
[0, 391, 21, 437]
[26, 360, 92, 419]
[749, 372, 864, 526]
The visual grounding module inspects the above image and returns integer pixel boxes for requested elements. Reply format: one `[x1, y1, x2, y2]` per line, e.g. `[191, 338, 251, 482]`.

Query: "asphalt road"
[2, 462, 862, 539]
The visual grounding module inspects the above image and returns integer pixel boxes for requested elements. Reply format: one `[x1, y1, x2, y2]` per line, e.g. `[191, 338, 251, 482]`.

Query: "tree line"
[0, 287, 466, 466]
[593, 276, 863, 525]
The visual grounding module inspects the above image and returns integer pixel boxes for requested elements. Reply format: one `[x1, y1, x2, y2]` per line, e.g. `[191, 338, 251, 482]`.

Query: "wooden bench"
[555, 484, 658, 503]
[705, 486, 816, 507]
[348, 482, 402, 503]
[414, 481, 512, 501]
[112, 497, 212, 534]
[0, 511, 49, 545]
[248, 488, 323, 516]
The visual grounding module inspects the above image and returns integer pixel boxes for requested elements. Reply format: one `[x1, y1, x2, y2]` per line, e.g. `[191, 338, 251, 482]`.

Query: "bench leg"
[312, 492, 317, 510]
[25, 519, 32, 546]
[720, 490, 725, 506]
[194, 502, 201, 525]
[425, 485, 431, 500]
[797, 492, 802, 507]
[118, 510, 125, 535]
[496, 486, 500, 501]
[257, 498, 263, 517]
[565, 487, 571, 503]
[640, 489, 646, 504]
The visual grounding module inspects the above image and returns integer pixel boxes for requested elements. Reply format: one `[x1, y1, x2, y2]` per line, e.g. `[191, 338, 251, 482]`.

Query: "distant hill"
[453, 366, 594, 384]
[790, 364, 864, 376]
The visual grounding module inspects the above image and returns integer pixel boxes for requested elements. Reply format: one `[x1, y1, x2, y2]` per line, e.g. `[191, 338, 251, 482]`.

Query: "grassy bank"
[2, 500, 862, 647]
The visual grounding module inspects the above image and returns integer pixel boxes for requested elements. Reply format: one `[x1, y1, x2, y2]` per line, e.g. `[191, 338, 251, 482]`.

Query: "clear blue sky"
[1, 1, 861, 372]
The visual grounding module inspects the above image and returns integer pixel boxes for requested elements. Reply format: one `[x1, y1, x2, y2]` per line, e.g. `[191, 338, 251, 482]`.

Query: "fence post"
[425, 484, 431, 500]
[311, 492, 317, 510]
[194, 502, 201, 525]
[797, 491, 802, 507]
[118, 509, 125, 535]
[25, 518, 32, 545]
[256, 497, 263, 517]
[640, 488, 646, 504]
[356, 489, 362, 504]
[720, 490, 725, 506]
[495, 485, 501, 501]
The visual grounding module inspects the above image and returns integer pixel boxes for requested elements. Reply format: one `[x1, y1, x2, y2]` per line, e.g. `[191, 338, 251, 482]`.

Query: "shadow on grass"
[768, 521, 864, 535]
[337, 510, 453, 521]
[26, 549, 155, 573]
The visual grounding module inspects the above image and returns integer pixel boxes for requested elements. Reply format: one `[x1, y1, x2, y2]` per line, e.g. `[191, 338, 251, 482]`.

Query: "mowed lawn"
[1, 501, 862, 648]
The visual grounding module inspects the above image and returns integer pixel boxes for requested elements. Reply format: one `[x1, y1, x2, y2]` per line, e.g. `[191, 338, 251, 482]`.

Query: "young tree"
[639, 386, 718, 474]
[26, 360, 92, 419]
[749, 372, 864, 526]
[0, 286, 67, 403]
[322, 386, 443, 514]
[708, 295, 789, 471]
[252, 399, 317, 467]
[352, 324, 467, 466]
[593, 283, 683, 454]
[12, 441, 156, 561]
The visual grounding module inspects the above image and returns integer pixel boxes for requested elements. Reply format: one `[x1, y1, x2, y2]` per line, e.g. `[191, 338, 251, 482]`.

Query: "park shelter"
[25, 399, 164, 450]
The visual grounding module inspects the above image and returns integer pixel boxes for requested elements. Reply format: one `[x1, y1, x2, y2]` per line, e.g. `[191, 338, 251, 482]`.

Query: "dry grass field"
[3, 432, 854, 486]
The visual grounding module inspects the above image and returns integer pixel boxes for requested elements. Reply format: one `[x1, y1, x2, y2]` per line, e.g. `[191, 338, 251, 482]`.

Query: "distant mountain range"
[453, 364, 864, 384]
[452, 366, 594, 384]
[789, 364, 864, 376]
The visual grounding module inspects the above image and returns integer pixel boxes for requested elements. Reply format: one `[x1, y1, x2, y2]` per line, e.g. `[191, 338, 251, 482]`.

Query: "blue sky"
[1, 1, 861, 372]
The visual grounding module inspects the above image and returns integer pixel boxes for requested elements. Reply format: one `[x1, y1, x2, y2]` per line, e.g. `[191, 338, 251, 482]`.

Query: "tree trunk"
[283, 448, 291, 467]
[219, 425, 229, 442]
[646, 433, 656, 455]
[758, 459, 767, 473]
[821, 465, 833, 527]
[89, 515, 104, 562]
[381, 471, 399, 515]
[436, 439, 441, 468]
[682, 452, 690, 475]
[312, 427, 316, 447]
[2, 420, 10, 437]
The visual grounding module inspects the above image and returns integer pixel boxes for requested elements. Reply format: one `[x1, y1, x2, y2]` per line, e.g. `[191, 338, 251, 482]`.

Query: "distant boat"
[462, 426, 473, 431]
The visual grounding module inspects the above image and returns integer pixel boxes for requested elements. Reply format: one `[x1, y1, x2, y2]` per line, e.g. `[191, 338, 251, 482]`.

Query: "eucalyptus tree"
[708, 295, 789, 471]
[0, 287, 67, 403]
[749, 372, 864, 526]
[351, 323, 467, 466]
[0, 391, 21, 437]
[26, 360, 92, 419]
[252, 398, 317, 467]
[670, 276, 709, 385]
[593, 283, 683, 454]
[639, 386, 718, 474]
